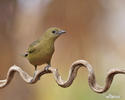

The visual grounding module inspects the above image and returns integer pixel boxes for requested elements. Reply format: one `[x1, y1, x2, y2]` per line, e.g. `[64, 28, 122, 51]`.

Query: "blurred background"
[0, 0, 125, 100]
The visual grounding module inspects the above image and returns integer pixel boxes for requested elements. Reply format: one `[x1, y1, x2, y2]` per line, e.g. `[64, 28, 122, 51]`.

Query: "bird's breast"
[27, 42, 54, 66]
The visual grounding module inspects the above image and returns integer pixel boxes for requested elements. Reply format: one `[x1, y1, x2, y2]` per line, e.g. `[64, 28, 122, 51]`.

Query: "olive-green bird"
[24, 27, 66, 71]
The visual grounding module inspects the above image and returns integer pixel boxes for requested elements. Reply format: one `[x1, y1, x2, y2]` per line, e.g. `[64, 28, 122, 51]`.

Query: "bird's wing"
[27, 39, 40, 53]
[29, 39, 40, 47]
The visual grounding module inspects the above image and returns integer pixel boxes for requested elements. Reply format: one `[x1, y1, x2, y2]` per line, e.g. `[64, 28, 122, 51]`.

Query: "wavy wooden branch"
[0, 60, 125, 93]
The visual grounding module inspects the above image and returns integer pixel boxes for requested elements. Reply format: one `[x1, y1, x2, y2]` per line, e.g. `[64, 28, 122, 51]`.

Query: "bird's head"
[44, 27, 66, 40]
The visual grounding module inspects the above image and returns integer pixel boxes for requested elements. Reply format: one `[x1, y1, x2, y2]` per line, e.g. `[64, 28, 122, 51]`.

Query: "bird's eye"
[52, 30, 56, 34]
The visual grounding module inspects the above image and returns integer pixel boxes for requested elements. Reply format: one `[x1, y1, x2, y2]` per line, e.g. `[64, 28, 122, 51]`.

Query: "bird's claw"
[44, 65, 51, 71]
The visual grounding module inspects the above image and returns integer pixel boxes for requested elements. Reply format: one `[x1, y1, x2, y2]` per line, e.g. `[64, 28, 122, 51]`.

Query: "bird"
[24, 27, 66, 71]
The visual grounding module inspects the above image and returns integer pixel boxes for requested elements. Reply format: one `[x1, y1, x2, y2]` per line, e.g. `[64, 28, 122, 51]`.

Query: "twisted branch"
[0, 60, 125, 93]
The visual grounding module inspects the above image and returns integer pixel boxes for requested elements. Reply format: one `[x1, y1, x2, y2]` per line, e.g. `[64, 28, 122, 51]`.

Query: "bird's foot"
[44, 65, 51, 71]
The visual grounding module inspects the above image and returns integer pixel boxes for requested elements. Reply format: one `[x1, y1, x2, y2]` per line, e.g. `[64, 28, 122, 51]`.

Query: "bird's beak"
[58, 30, 66, 34]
